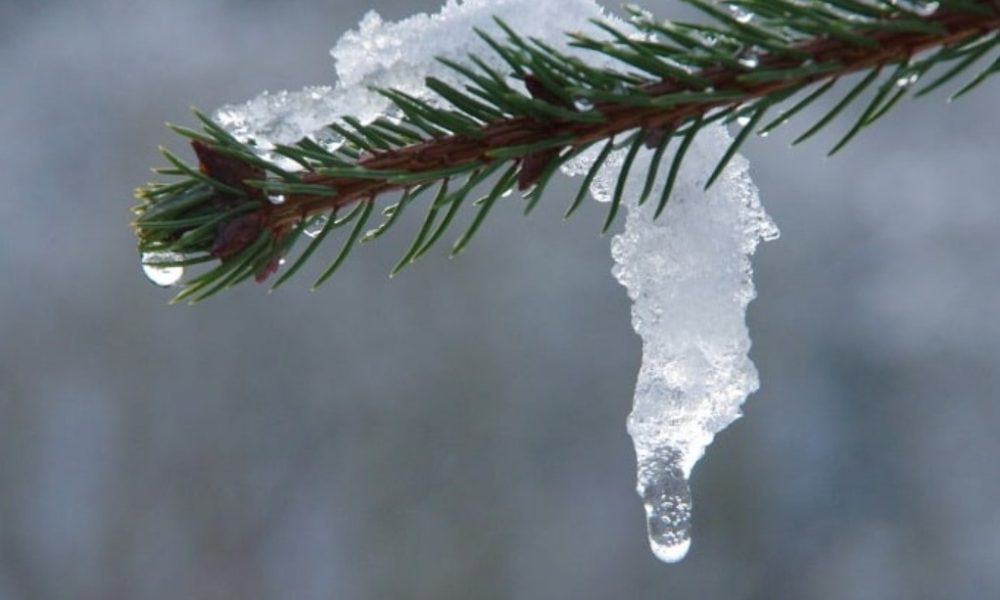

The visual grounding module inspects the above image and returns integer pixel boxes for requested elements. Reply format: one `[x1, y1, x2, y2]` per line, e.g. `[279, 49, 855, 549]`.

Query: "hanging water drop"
[915, 1, 940, 16]
[895, 73, 919, 87]
[739, 55, 760, 69]
[728, 5, 754, 23]
[636, 447, 693, 562]
[892, 0, 940, 15]
[141, 252, 184, 287]
[891, 0, 941, 17]
[269, 193, 287, 205]
[304, 215, 329, 238]
[737, 115, 752, 127]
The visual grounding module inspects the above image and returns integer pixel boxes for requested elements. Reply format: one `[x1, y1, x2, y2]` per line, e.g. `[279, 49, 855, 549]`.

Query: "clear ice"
[209, 0, 777, 563]
[597, 125, 778, 561]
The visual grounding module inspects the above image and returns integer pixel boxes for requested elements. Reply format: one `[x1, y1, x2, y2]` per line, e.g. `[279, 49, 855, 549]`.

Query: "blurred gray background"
[1, 1, 998, 598]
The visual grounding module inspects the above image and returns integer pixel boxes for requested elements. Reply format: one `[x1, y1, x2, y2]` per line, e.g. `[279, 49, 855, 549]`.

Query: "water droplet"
[737, 115, 751, 127]
[269, 193, 287, 205]
[729, 6, 754, 23]
[637, 448, 693, 563]
[758, 130, 769, 138]
[892, 0, 939, 15]
[141, 252, 184, 287]
[895, 73, 919, 87]
[304, 215, 329, 238]
[574, 98, 595, 112]
[738, 55, 759, 69]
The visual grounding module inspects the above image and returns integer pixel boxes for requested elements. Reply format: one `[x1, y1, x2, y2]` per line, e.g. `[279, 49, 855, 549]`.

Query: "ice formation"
[213, 0, 621, 152]
[600, 127, 777, 561]
[211, 0, 776, 563]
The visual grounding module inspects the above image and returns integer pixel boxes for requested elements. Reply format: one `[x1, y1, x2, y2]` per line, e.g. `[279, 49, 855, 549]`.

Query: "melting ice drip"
[202, 0, 776, 563]
[584, 124, 778, 561]
[637, 447, 693, 562]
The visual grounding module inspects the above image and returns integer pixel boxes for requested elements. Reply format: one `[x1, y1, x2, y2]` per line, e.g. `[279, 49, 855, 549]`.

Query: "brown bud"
[254, 258, 280, 283]
[191, 140, 265, 197]
[524, 74, 575, 110]
[518, 148, 562, 191]
[253, 227, 290, 283]
[643, 127, 670, 149]
[211, 213, 264, 261]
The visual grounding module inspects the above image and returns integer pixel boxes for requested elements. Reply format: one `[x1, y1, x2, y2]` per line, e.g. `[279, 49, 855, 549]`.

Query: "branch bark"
[259, 9, 998, 231]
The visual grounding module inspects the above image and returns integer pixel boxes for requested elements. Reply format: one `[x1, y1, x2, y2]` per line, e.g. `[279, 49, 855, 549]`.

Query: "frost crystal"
[601, 125, 778, 561]
[213, 0, 620, 150]
[212, 0, 777, 564]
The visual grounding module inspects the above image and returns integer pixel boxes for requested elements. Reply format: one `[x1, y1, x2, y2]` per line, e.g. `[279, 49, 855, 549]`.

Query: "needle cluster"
[132, 0, 999, 302]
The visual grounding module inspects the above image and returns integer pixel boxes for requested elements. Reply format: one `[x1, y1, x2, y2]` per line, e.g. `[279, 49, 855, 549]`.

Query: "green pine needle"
[131, 0, 1000, 301]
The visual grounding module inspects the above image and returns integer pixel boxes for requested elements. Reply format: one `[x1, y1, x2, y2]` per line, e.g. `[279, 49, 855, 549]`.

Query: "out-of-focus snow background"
[1, 1, 998, 598]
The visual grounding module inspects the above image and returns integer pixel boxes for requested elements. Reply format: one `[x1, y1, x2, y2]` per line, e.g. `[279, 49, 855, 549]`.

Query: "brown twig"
[250, 9, 997, 231]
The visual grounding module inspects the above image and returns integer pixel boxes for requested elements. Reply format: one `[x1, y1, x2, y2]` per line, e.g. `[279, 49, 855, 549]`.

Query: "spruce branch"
[133, 0, 1000, 303]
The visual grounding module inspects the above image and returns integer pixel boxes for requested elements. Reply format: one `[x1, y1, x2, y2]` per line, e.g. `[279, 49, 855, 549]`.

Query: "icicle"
[595, 125, 777, 561]
[210, 0, 777, 563]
